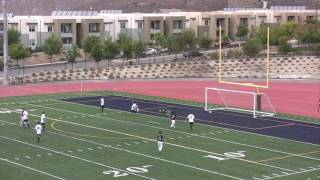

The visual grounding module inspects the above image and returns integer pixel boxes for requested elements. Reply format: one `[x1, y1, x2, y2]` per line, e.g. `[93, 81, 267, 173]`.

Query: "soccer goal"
[205, 87, 276, 118]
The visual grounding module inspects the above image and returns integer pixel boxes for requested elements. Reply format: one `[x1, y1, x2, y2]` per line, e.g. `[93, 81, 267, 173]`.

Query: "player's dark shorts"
[41, 123, 45, 126]
[101, 105, 105, 108]
[36, 133, 41, 136]
[131, 110, 137, 113]
[189, 122, 194, 125]
[23, 119, 29, 123]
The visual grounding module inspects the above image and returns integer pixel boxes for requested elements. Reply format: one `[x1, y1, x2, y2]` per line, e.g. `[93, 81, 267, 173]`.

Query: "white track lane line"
[0, 158, 66, 180]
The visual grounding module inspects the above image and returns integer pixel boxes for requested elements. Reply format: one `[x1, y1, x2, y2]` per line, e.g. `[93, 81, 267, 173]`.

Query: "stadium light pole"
[2, 0, 9, 85]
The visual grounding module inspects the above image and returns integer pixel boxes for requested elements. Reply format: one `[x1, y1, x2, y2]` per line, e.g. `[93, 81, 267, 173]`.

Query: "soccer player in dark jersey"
[170, 111, 176, 129]
[156, 131, 165, 153]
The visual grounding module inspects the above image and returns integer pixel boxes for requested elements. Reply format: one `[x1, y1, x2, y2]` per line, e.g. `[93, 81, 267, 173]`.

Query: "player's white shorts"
[170, 120, 176, 128]
[157, 141, 164, 151]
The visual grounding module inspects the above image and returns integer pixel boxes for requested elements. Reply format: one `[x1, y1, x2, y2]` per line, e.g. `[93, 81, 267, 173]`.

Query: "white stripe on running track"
[0, 136, 156, 180]
[18, 102, 320, 162]
[0, 158, 66, 180]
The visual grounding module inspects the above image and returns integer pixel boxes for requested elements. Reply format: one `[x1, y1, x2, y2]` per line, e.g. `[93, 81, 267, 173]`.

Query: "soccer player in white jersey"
[100, 97, 105, 112]
[186, 113, 195, 132]
[40, 111, 46, 133]
[170, 111, 176, 129]
[35, 122, 42, 143]
[131, 101, 139, 113]
[22, 109, 30, 128]
[156, 131, 165, 153]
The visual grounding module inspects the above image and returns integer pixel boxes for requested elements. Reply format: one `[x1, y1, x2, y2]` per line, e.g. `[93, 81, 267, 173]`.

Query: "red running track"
[0, 80, 319, 119]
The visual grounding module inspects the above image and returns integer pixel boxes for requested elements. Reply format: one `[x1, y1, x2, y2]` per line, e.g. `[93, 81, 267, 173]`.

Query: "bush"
[314, 43, 320, 56]
[242, 39, 260, 57]
[278, 37, 293, 53]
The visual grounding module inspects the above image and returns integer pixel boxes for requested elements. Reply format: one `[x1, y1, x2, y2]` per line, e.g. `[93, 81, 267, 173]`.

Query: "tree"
[236, 24, 249, 41]
[8, 29, 20, 46]
[132, 40, 145, 62]
[90, 43, 103, 67]
[180, 30, 197, 50]
[122, 41, 134, 60]
[242, 39, 260, 57]
[82, 36, 101, 61]
[198, 35, 212, 55]
[9, 43, 30, 66]
[103, 39, 120, 65]
[42, 34, 62, 62]
[118, 33, 132, 48]
[65, 44, 80, 68]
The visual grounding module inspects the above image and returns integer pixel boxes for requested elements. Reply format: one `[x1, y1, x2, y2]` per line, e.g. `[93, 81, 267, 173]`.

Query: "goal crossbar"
[205, 87, 276, 118]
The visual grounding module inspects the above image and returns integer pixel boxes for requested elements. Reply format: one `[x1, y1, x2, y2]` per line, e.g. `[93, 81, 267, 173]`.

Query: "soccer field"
[0, 91, 319, 180]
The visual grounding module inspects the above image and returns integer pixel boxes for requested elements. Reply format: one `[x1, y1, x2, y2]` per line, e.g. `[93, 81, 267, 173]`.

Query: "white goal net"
[205, 87, 276, 118]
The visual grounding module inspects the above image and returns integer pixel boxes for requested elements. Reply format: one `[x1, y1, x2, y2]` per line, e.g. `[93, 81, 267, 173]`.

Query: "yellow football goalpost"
[218, 26, 270, 89]
[204, 26, 276, 118]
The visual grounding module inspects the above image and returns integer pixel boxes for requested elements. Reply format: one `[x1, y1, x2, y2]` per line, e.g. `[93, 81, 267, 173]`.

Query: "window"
[120, 22, 126, 29]
[47, 25, 53, 32]
[62, 37, 72, 44]
[287, 16, 295, 22]
[29, 24, 36, 32]
[9, 23, 18, 30]
[240, 18, 248, 25]
[30, 39, 36, 46]
[61, 23, 72, 33]
[151, 21, 160, 30]
[259, 16, 267, 24]
[138, 22, 143, 29]
[204, 19, 210, 26]
[173, 20, 183, 29]
[216, 18, 225, 27]
[274, 16, 281, 23]
[0, 23, 3, 31]
[89, 23, 100, 33]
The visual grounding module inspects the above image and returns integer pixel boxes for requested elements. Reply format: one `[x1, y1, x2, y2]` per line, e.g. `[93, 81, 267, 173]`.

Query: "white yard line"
[19, 102, 320, 162]
[2, 109, 299, 174]
[47, 131, 245, 180]
[45, 98, 320, 147]
[256, 167, 320, 180]
[0, 158, 66, 180]
[0, 136, 156, 180]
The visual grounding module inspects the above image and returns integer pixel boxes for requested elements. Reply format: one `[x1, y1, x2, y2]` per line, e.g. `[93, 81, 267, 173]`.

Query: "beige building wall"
[143, 16, 164, 43]
[165, 16, 186, 35]
[53, 19, 77, 47]
[80, 18, 105, 43]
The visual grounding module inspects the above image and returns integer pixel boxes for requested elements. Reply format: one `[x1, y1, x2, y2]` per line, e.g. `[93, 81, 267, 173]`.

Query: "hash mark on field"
[97, 147, 103, 149]
[124, 143, 131, 146]
[67, 150, 73, 153]
[186, 135, 192, 137]
[77, 149, 83, 152]
[14, 157, 20, 160]
[87, 148, 93, 151]
[47, 153, 52, 156]
[209, 132, 215, 135]
[134, 142, 140, 145]
[200, 133, 207, 136]
[116, 144, 122, 147]
[143, 141, 149, 143]
[36, 154, 42, 157]
[25, 156, 31, 159]
[178, 137, 183, 139]
[169, 138, 175, 140]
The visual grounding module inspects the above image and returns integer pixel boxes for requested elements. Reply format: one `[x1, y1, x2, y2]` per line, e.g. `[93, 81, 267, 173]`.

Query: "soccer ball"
[209, 111, 212, 114]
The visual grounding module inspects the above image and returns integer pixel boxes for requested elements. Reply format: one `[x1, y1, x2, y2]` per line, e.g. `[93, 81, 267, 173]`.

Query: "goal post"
[205, 87, 276, 118]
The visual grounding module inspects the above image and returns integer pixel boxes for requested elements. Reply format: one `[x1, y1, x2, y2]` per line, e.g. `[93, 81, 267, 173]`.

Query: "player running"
[35, 122, 43, 143]
[186, 113, 195, 132]
[131, 101, 139, 113]
[170, 111, 176, 129]
[40, 111, 46, 133]
[156, 131, 165, 153]
[21, 109, 30, 128]
[100, 97, 105, 112]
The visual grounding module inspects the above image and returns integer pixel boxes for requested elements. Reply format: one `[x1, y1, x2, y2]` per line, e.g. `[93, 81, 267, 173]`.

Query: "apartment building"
[0, 7, 316, 50]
